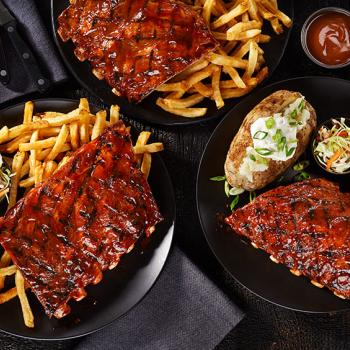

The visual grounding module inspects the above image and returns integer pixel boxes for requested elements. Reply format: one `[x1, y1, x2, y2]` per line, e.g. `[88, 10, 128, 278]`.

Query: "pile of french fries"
[0, 98, 163, 328]
[156, 0, 292, 118]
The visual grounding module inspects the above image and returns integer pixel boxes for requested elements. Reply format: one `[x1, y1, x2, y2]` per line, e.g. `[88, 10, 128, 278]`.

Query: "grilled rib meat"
[0, 122, 163, 318]
[57, 0, 218, 102]
[225, 178, 350, 299]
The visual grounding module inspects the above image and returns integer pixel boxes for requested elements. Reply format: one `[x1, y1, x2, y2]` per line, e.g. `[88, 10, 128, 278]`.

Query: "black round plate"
[197, 77, 350, 313]
[50, 0, 293, 126]
[0, 99, 175, 340]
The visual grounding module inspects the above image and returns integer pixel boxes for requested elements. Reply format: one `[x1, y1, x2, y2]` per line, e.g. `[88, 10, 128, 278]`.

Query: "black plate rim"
[0, 98, 176, 340]
[196, 75, 350, 314]
[50, 0, 294, 127]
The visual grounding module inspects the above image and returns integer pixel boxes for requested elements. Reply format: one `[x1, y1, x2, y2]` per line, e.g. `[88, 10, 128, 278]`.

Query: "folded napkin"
[74, 246, 244, 350]
[0, 0, 68, 104]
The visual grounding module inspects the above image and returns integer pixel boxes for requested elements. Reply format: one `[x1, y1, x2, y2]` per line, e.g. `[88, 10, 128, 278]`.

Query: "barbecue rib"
[0, 122, 163, 318]
[225, 178, 350, 299]
[57, 0, 218, 102]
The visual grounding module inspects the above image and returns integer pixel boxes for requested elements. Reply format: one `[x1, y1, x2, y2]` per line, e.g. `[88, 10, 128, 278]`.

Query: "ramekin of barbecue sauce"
[301, 7, 350, 68]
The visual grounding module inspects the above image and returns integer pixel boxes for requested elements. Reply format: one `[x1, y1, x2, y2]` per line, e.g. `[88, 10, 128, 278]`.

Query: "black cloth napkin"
[0, 0, 68, 104]
[74, 246, 244, 350]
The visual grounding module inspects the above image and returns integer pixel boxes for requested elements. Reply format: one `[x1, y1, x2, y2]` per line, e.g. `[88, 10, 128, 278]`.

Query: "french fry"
[34, 163, 44, 186]
[19, 137, 57, 152]
[156, 98, 207, 118]
[0, 133, 32, 153]
[0, 251, 11, 290]
[0, 126, 9, 144]
[29, 130, 39, 177]
[211, 2, 248, 29]
[0, 287, 18, 304]
[45, 125, 69, 161]
[166, 91, 186, 99]
[212, 66, 224, 109]
[141, 153, 152, 179]
[15, 270, 34, 328]
[7, 121, 50, 141]
[0, 265, 17, 277]
[39, 127, 62, 138]
[247, 0, 260, 21]
[244, 40, 259, 79]
[261, 0, 292, 27]
[69, 121, 79, 150]
[79, 110, 90, 145]
[79, 97, 90, 112]
[227, 28, 261, 41]
[203, 0, 215, 25]
[19, 177, 35, 188]
[110, 105, 120, 124]
[43, 161, 57, 179]
[223, 65, 246, 88]
[92, 110, 107, 140]
[184, 64, 217, 88]
[42, 114, 82, 127]
[56, 155, 71, 171]
[221, 87, 253, 99]
[134, 143, 164, 154]
[136, 131, 151, 147]
[8, 151, 25, 209]
[270, 17, 283, 34]
[156, 82, 185, 92]
[20, 160, 30, 178]
[23, 101, 34, 125]
[172, 59, 209, 82]
[162, 94, 205, 109]
[208, 52, 247, 69]
[193, 82, 213, 97]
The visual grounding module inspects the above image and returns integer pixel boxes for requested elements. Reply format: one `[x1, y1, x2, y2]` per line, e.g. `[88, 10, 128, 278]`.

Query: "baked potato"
[225, 90, 317, 191]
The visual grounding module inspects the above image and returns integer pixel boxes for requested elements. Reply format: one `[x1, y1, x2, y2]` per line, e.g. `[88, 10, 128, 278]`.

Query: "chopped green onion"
[298, 100, 305, 110]
[210, 175, 226, 181]
[230, 195, 240, 210]
[229, 187, 245, 196]
[249, 154, 256, 162]
[253, 131, 268, 140]
[289, 121, 297, 126]
[249, 191, 256, 202]
[290, 109, 297, 118]
[293, 160, 310, 171]
[294, 171, 311, 181]
[285, 147, 296, 157]
[272, 129, 283, 143]
[277, 136, 287, 152]
[255, 148, 273, 156]
[265, 117, 275, 129]
[224, 181, 230, 197]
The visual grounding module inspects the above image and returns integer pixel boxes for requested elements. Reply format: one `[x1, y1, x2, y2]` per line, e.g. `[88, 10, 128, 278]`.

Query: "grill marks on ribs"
[0, 122, 163, 318]
[225, 178, 350, 299]
[57, 0, 218, 102]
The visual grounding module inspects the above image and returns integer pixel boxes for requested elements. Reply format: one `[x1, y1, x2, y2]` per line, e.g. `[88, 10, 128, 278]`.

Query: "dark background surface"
[1, 0, 350, 349]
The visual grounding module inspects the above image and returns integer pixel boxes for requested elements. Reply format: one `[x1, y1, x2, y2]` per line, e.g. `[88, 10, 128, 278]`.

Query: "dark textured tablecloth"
[0, 0, 68, 104]
[1, 0, 350, 349]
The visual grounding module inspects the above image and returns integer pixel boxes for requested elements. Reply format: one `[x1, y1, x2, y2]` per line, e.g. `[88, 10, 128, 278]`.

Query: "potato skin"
[224, 90, 317, 191]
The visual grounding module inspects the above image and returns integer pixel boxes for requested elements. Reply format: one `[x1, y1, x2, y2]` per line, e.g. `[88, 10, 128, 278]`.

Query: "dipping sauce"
[306, 11, 350, 66]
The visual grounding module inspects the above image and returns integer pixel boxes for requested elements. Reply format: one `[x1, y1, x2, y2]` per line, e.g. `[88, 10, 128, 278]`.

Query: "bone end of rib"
[269, 255, 279, 264]
[311, 280, 324, 288]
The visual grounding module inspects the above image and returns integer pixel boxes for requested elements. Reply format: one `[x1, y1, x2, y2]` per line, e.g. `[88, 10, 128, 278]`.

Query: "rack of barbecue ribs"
[57, 0, 218, 102]
[0, 122, 163, 318]
[226, 178, 350, 299]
